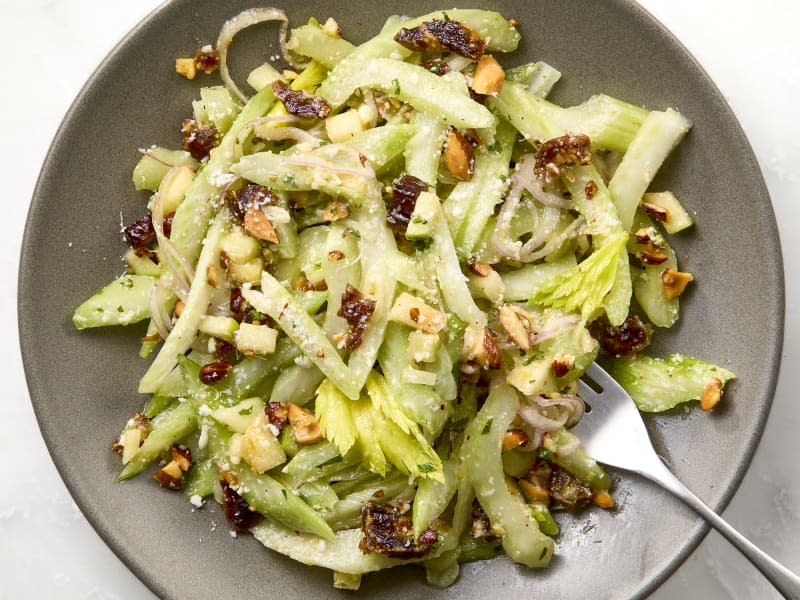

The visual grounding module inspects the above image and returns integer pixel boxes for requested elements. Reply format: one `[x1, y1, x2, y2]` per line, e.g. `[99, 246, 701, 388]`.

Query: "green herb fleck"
[449, 417, 469, 431]
[410, 238, 433, 252]
[442, 11, 451, 21]
[539, 547, 548, 560]
[281, 488, 288, 500]
[481, 418, 493, 434]
[116, 305, 125, 313]
[238, 406, 253, 416]
[537, 447, 552, 461]
[391, 78, 401, 95]
[417, 463, 435, 473]
[487, 140, 502, 153]
[523, 351, 543, 366]
[120, 278, 134, 289]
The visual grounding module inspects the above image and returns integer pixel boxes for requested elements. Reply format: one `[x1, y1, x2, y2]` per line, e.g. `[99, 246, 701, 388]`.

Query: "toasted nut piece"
[207, 262, 221, 288]
[499, 304, 531, 351]
[288, 403, 323, 445]
[462, 325, 503, 370]
[470, 55, 505, 95]
[321, 17, 342, 38]
[641, 202, 669, 222]
[469, 262, 491, 277]
[517, 479, 550, 504]
[244, 207, 279, 244]
[661, 268, 694, 300]
[328, 250, 345, 261]
[700, 377, 723, 411]
[321, 199, 350, 222]
[175, 57, 197, 80]
[153, 446, 191, 490]
[389, 292, 447, 334]
[444, 129, 475, 181]
[501, 429, 529, 452]
[172, 446, 193, 471]
[174, 300, 185, 318]
[593, 490, 615, 509]
[550, 355, 575, 377]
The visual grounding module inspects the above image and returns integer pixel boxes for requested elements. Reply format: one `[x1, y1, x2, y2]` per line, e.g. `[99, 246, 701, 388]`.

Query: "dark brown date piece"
[199, 361, 231, 385]
[272, 80, 331, 119]
[221, 480, 262, 532]
[387, 174, 428, 234]
[181, 118, 220, 161]
[227, 183, 276, 221]
[360, 502, 436, 559]
[590, 315, 650, 357]
[123, 213, 155, 255]
[394, 19, 486, 60]
[337, 284, 376, 351]
[266, 402, 289, 433]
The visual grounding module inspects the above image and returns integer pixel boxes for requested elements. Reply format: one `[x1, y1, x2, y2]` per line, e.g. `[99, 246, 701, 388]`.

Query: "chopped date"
[547, 465, 593, 511]
[534, 134, 592, 180]
[360, 502, 436, 559]
[221, 480, 262, 532]
[227, 183, 277, 221]
[229, 287, 248, 318]
[123, 213, 155, 255]
[162, 211, 175, 238]
[212, 339, 234, 361]
[387, 174, 428, 233]
[272, 80, 331, 119]
[199, 361, 231, 385]
[590, 315, 650, 357]
[266, 402, 289, 432]
[421, 59, 451, 75]
[181, 118, 220, 161]
[194, 45, 220, 74]
[394, 19, 486, 60]
[337, 284, 376, 350]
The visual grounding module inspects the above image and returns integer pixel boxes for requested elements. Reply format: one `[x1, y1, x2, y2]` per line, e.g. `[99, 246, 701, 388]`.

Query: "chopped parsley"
[481, 418, 493, 434]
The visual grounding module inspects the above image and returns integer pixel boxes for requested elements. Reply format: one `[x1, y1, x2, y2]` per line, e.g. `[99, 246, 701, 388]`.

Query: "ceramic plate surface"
[19, 0, 783, 598]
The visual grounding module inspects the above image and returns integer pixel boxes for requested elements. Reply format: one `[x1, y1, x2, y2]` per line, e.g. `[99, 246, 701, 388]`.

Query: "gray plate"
[18, 0, 783, 598]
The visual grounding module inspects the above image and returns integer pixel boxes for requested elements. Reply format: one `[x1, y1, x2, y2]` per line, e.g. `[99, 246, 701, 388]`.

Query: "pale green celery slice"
[404, 112, 448, 186]
[490, 81, 649, 152]
[169, 86, 275, 267]
[345, 183, 398, 393]
[501, 256, 577, 302]
[462, 382, 554, 567]
[506, 61, 562, 97]
[345, 123, 415, 174]
[320, 59, 495, 129]
[445, 119, 515, 257]
[629, 209, 680, 327]
[322, 222, 361, 344]
[611, 354, 735, 413]
[251, 522, 421, 574]
[286, 24, 356, 68]
[421, 193, 487, 328]
[608, 108, 692, 232]
[138, 213, 230, 393]
[564, 164, 631, 325]
[378, 322, 449, 439]
[72, 274, 155, 329]
[243, 273, 360, 400]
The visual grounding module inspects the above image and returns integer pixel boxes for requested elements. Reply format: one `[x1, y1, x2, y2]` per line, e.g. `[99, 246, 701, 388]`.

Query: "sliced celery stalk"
[462, 382, 554, 568]
[608, 108, 692, 232]
[610, 353, 735, 413]
[132, 147, 197, 192]
[72, 274, 155, 329]
[286, 25, 356, 68]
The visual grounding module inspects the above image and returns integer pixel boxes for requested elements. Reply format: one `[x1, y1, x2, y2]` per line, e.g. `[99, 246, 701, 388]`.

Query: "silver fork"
[574, 362, 800, 599]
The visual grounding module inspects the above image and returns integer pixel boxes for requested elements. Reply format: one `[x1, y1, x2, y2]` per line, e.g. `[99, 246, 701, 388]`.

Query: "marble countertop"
[2, 1, 797, 598]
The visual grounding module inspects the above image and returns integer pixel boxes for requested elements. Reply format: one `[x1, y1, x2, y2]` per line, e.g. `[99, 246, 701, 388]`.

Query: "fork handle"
[644, 461, 800, 599]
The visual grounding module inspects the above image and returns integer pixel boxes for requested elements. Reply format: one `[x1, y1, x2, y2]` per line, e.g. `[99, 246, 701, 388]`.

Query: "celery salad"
[72, 7, 736, 590]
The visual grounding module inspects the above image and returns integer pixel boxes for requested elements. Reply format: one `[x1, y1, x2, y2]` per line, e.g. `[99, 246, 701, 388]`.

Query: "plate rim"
[17, 0, 785, 598]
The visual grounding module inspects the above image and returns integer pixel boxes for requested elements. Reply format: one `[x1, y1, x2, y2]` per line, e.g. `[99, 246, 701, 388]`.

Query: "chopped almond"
[174, 300, 185, 318]
[444, 129, 474, 181]
[206, 262, 221, 288]
[641, 202, 669, 222]
[388, 292, 447, 334]
[501, 429, 528, 452]
[470, 55, 505, 95]
[499, 304, 531, 351]
[469, 262, 491, 277]
[321, 199, 350, 222]
[288, 403, 323, 445]
[244, 207, 279, 244]
[661, 268, 694, 300]
[153, 446, 192, 490]
[321, 17, 342, 38]
[593, 490, 615, 509]
[700, 377, 723, 411]
[518, 479, 550, 504]
[175, 57, 197, 80]
[462, 325, 503, 370]
[550, 355, 575, 377]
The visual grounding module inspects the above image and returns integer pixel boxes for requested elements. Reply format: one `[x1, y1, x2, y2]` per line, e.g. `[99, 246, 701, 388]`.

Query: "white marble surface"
[2, 1, 798, 598]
